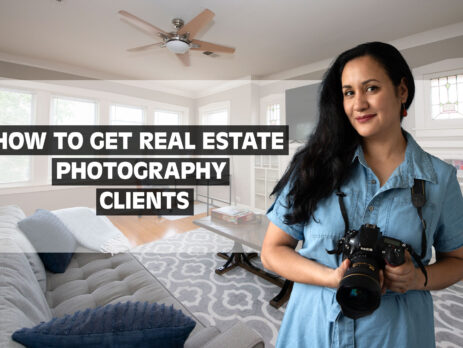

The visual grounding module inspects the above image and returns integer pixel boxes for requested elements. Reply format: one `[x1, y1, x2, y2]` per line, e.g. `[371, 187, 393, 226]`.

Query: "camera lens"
[336, 257, 381, 319]
[339, 286, 377, 312]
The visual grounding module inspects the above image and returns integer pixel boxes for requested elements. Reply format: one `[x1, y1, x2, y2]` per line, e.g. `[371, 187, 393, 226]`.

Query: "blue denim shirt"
[267, 131, 463, 348]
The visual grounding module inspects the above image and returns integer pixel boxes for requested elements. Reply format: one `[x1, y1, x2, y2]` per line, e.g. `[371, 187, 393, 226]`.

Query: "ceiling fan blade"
[119, 10, 168, 38]
[177, 9, 214, 39]
[190, 39, 235, 54]
[175, 53, 190, 66]
[127, 42, 163, 52]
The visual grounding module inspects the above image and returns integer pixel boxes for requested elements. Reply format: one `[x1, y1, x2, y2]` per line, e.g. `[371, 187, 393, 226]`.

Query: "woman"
[261, 42, 463, 348]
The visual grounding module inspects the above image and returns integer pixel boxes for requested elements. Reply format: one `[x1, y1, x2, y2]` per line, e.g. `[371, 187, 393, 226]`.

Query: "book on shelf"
[211, 206, 255, 224]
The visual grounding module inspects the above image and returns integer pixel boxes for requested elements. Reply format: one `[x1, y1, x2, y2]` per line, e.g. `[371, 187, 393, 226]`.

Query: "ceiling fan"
[119, 9, 235, 66]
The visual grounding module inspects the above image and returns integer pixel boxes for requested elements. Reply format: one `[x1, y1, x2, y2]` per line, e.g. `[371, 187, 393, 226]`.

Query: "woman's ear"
[399, 77, 408, 104]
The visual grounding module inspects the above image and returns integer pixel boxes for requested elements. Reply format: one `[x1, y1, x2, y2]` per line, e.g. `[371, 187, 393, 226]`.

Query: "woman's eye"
[366, 86, 378, 92]
[344, 90, 354, 97]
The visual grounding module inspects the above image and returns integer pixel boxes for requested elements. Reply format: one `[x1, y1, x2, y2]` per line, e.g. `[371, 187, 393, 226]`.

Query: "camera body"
[329, 224, 407, 319]
[340, 224, 406, 268]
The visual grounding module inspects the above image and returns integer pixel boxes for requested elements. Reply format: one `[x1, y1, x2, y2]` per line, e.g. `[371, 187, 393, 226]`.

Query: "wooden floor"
[107, 206, 209, 246]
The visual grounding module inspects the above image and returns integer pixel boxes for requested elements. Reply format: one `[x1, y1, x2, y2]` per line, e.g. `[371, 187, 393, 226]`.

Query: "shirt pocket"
[306, 189, 360, 239]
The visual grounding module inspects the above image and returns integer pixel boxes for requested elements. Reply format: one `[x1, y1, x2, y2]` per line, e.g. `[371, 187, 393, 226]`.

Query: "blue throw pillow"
[17, 209, 76, 273]
[12, 301, 196, 348]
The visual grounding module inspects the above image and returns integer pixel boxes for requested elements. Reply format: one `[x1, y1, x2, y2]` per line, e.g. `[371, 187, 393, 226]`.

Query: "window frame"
[199, 101, 230, 125]
[109, 103, 146, 125]
[50, 94, 99, 125]
[154, 109, 182, 126]
[413, 58, 463, 138]
[0, 86, 36, 187]
[0, 80, 190, 192]
[423, 68, 463, 130]
[260, 93, 285, 126]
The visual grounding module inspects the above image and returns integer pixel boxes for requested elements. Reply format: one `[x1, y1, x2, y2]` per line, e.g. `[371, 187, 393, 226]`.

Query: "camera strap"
[411, 179, 427, 259]
[406, 245, 428, 286]
[335, 181, 428, 286]
[336, 190, 349, 235]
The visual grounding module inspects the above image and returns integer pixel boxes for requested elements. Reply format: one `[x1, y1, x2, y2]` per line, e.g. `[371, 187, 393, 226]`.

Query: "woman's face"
[341, 55, 408, 140]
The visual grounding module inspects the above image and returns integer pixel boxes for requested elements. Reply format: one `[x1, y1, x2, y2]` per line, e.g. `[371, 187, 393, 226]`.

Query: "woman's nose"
[353, 93, 368, 111]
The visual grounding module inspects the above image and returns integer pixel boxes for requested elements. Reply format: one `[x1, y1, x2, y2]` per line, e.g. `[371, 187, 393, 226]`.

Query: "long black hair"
[272, 42, 415, 225]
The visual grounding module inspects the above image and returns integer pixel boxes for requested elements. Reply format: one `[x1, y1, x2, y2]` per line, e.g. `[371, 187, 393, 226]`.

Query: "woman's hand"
[330, 258, 351, 288]
[382, 250, 420, 293]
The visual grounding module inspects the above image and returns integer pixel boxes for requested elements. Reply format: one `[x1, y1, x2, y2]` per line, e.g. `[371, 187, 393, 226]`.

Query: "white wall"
[195, 83, 258, 207]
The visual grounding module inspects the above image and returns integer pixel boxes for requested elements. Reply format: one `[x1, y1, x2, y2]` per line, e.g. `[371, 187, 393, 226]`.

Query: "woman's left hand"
[382, 250, 420, 294]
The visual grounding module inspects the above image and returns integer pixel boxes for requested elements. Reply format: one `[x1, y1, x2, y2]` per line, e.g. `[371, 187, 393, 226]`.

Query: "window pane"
[51, 97, 97, 125]
[431, 74, 463, 120]
[0, 156, 30, 183]
[110, 104, 144, 125]
[154, 111, 180, 125]
[204, 110, 228, 125]
[266, 103, 280, 125]
[0, 89, 33, 183]
[0, 89, 33, 124]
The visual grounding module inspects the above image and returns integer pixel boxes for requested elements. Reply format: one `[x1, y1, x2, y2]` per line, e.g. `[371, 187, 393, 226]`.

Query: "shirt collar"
[351, 130, 437, 188]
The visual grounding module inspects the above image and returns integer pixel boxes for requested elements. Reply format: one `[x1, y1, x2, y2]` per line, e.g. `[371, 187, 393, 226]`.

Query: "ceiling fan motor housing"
[172, 18, 184, 29]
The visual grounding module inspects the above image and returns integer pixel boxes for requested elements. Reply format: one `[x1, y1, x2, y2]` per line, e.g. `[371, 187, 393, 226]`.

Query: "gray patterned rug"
[131, 228, 463, 348]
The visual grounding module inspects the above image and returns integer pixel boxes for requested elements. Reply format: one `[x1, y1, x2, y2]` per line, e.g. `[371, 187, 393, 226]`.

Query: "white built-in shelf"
[253, 155, 282, 210]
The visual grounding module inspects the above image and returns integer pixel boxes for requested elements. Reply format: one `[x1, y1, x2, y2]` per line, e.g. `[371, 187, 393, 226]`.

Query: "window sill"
[414, 128, 463, 138]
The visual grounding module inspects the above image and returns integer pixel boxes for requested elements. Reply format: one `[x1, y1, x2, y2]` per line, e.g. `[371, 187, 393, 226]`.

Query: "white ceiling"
[0, 0, 463, 84]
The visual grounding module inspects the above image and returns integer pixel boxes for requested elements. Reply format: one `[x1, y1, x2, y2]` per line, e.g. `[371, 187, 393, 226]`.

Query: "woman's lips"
[355, 114, 376, 123]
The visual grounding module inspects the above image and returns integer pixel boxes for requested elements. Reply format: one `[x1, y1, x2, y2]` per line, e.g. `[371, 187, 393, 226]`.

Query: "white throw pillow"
[52, 207, 132, 254]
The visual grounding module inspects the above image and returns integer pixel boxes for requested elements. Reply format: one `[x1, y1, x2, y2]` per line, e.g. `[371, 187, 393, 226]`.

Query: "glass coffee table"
[193, 214, 293, 308]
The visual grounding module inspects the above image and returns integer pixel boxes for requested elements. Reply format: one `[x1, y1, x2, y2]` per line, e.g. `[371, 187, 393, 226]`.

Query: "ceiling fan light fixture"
[166, 40, 190, 54]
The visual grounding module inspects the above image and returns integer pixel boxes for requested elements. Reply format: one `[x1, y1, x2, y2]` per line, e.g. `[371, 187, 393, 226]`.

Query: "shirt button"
[370, 179, 376, 184]
[368, 206, 374, 212]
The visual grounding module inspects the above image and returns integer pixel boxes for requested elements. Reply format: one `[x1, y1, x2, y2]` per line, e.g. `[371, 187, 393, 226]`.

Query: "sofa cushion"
[0, 205, 46, 292]
[0, 239, 53, 348]
[12, 301, 196, 348]
[18, 209, 76, 273]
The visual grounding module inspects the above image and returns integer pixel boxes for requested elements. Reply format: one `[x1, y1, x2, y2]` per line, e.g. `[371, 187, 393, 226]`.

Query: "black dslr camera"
[328, 224, 407, 319]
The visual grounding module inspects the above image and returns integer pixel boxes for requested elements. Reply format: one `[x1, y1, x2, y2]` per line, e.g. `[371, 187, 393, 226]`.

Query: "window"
[49, 96, 97, 181]
[110, 104, 144, 125]
[415, 63, 463, 133]
[51, 96, 97, 125]
[0, 89, 34, 184]
[430, 74, 463, 120]
[154, 110, 181, 125]
[260, 94, 284, 126]
[202, 109, 228, 125]
[266, 103, 281, 125]
[199, 102, 230, 125]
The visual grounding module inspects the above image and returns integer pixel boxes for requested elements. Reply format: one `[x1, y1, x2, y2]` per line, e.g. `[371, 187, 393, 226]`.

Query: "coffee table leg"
[216, 251, 257, 272]
[215, 253, 239, 275]
[270, 279, 293, 309]
[215, 243, 293, 308]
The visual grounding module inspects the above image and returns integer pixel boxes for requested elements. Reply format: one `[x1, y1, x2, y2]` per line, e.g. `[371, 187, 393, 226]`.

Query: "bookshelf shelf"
[253, 155, 281, 211]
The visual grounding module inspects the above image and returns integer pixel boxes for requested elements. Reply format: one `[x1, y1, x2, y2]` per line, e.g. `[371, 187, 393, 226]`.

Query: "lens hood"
[336, 261, 381, 319]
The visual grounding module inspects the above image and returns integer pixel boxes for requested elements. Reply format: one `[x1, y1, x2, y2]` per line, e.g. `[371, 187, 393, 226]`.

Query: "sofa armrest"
[185, 327, 221, 348]
[202, 322, 264, 348]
